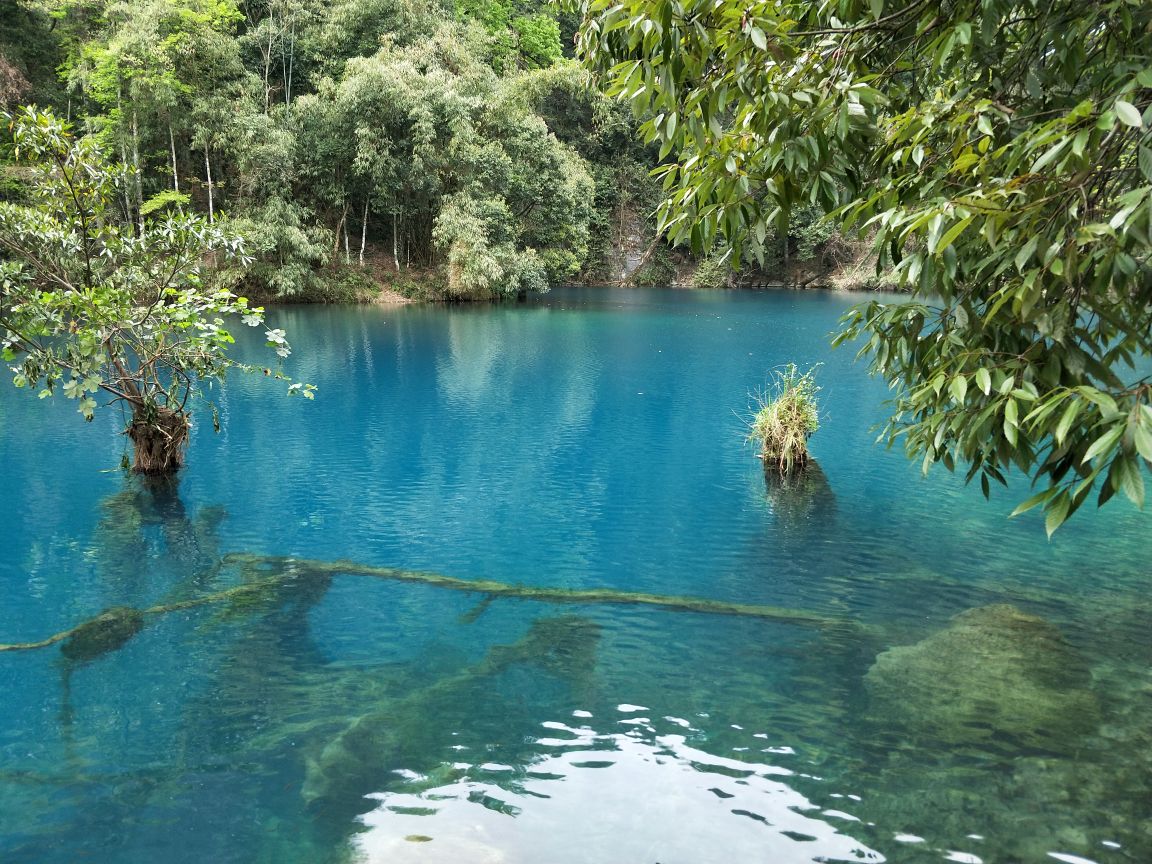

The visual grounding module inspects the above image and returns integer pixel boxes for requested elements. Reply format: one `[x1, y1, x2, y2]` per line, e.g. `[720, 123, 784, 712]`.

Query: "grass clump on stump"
[749, 364, 820, 475]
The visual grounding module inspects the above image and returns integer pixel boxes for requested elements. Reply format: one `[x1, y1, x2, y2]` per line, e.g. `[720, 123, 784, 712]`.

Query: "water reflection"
[2, 290, 1151, 864]
[355, 715, 883, 864]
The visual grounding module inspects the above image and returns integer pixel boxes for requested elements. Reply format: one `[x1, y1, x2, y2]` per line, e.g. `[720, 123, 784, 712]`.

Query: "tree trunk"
[204, 147, 214, 223]
[393, 208, 401, 271]
[284, 12, 295, 110]
[359, 199, 368, 266]
[131, 110, 144, 236]
[169, 124, 179, 193]
[263, 18, 275, 113]
[127, 406, 191, 475]
[334, 201, 348, 255]
[117, 88, 133, 225]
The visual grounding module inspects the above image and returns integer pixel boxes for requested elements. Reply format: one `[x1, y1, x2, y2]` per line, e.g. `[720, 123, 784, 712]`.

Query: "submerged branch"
[0, 553, 850, 655]
[225, 554, 845, 627]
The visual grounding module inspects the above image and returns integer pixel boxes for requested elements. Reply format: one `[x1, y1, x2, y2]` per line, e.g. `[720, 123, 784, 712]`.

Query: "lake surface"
[0, 286, 1148, 864]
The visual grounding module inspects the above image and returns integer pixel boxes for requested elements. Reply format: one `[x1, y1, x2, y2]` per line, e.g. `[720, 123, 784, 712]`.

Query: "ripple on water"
[354, 718, 884, 864]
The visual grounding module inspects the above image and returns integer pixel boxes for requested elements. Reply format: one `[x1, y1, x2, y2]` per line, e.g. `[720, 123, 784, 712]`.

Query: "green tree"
[0, 108, 310, 474]
[575, 0, 1152, 531]
[295, 25, 593, 299]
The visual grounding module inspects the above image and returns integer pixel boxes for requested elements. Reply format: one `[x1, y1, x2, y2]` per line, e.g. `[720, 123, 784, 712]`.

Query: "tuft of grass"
[748, 364, 821, 474]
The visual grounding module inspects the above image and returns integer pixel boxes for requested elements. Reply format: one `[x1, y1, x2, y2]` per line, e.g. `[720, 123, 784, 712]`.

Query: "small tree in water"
[749, 364, 820, 475]
[0, 108, 312, 474]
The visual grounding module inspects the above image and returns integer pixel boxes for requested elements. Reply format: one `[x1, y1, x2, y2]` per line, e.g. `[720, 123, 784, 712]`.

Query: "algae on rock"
[864, 604, 1099, 751]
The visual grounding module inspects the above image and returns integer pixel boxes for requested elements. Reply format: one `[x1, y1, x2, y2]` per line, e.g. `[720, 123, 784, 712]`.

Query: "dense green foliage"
[0, 107, 308, 472]
[575, 0, 1152, 529]
[0, 0, 634, 300]
[749, 364, 820, 475]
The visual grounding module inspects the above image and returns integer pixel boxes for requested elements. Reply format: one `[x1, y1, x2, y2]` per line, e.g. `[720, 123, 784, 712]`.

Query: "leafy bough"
[0, 107, 314, 473]
[573, 0, 1152, 532]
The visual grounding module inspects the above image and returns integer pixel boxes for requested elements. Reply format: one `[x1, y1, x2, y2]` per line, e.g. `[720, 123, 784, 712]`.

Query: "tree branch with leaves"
[0, 106, 313, 475]
[574, 0, 1152, 533]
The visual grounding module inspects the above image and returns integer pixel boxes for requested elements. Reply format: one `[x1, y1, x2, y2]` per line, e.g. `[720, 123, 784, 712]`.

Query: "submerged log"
[60, 606, 145, 663]
[222, 553, 844, 628]
[302, 615, 603, 816]
[0, 553, 850, 655]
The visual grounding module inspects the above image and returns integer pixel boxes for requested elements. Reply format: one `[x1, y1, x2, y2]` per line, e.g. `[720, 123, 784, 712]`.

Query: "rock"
[864, 604, 1099, 751]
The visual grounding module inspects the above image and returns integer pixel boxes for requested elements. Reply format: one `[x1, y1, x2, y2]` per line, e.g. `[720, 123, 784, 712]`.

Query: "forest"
[0, 0, 844, 302]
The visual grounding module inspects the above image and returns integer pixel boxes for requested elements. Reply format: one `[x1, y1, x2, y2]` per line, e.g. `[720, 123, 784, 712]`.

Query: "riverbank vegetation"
[0, 0, 860, 302]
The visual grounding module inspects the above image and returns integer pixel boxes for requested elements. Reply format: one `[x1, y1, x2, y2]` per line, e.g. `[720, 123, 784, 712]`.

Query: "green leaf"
[1115, 100, 1143, 128]
[1011, 487, 1055, 517]
[1054, 399, 1081, 445]
[1044, 491, 1071, 538]
[1115, 455, 1146, 508]
[935, 214, 973, 254]
[1139, 147, 1152, 182]
[975, 367, 991, 395]
[1082, 425, 1124, 464]
[1014, 236, 1038, 272]
[1004, 398, 1019, 428]
[949, 374, 968, 403]
[749, 27, 767, 51]
[1134, 422, 1152, 462]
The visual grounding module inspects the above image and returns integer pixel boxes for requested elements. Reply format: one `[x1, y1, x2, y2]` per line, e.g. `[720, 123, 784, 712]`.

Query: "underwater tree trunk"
[127, 406, 190, 475]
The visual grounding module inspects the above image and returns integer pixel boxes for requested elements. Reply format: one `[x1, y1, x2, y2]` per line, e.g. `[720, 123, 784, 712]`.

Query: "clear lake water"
[0, 286, 1148, 864]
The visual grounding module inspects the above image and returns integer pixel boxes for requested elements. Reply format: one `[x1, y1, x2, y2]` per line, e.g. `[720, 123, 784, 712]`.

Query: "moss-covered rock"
[864, 604, 1099, 751]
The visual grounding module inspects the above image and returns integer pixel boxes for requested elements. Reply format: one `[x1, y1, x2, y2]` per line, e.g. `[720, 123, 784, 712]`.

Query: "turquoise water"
[0, 286, 1148, 863]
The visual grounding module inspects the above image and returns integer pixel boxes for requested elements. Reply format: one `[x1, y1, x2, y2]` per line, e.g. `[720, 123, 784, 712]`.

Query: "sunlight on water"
[355, 716, 884, 864]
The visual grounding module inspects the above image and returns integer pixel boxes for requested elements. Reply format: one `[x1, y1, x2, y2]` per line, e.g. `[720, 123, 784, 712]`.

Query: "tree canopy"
[0, 0, 631, 302]
[574, 0, 1152, 531]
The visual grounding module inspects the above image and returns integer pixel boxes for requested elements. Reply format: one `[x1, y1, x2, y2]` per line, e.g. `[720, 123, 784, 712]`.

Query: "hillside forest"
[0, 0, 847, 302]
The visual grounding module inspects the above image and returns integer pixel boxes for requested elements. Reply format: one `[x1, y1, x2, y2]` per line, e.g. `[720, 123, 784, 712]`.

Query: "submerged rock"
[864, 604, 1099, 751]
[60, 606, 145, 663]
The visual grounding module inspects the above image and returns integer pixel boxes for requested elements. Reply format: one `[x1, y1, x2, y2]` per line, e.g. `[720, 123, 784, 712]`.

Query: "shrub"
[691, 253, 735, 289]
[748, 364, 820, 474]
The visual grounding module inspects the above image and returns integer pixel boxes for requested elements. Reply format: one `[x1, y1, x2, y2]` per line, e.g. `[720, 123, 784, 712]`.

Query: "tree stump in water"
[127, 406, 190, 475]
